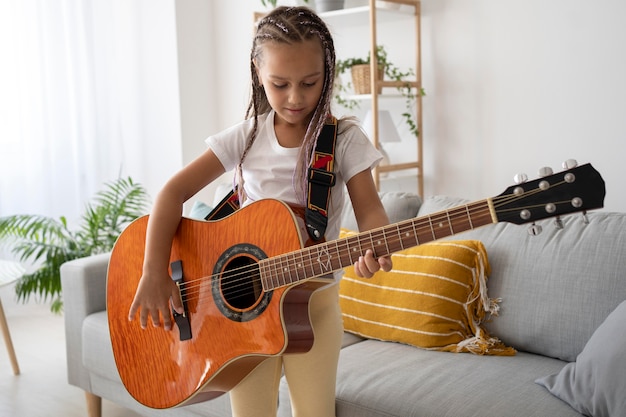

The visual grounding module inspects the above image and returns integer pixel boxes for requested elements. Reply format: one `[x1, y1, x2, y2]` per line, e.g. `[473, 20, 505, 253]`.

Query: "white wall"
[174, 0, 260, 210]
[174, 0, 625, 212]
[420, 0, 626, 212]
[174, 0, 224, 209]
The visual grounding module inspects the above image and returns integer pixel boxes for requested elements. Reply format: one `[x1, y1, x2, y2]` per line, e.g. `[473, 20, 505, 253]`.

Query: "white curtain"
[0, 0, 183, 222]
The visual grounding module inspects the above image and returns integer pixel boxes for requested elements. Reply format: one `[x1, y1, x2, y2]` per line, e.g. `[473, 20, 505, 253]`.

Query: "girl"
[128, 6, 392, 417]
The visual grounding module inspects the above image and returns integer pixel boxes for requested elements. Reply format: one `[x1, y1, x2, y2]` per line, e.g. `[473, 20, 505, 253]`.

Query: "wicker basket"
[350, 64, 384, 94]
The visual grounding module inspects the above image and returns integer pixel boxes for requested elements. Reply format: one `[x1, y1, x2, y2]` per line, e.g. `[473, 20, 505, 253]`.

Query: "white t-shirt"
[205, 110, 382, 244]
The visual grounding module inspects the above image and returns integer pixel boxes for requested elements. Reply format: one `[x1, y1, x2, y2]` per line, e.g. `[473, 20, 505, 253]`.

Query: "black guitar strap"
[204, 117, 338, 242]
[203, 188, 241, 221]
[305, 116, 337, 241]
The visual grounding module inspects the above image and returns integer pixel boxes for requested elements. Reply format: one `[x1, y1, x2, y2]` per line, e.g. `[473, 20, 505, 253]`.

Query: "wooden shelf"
[328, 0, 423, 196]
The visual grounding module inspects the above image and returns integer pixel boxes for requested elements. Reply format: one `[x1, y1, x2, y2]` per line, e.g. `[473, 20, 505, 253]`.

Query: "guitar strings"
[178, 198, 501, 305]
[175, 182, 564, 306]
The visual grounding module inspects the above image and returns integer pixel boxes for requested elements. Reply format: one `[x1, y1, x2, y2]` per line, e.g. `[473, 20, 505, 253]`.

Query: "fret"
[366, 230, 376, 257]
[268, 259, 280, 290]
[336, 238, 351, 269]
[297, 249, 307, 281]
[370, 231, 381, 257]
[395, 224, 405, 251]
[344, 234, 356, 265]
[430, 213, 456, 240]
[449, 205, 473, 233]
[446, 211, 454, 234]
[284, 253, 293, 284]
[259, 261, 268, 290]
[332, 239, 342, 269]
[465, 204, 474, 229]
[280, 254, 290, 285]
[286, 251, 301, 284]
[331, 239, 341, 268]
[428, 216, 437, 241]
[381, 228, 390, 256]
[301, 246, 313, 278]
[384, 224, 403, 254]
[413, 217, 433, 244]
[350, 235, 363, 265]
[276, 256, 287, 287]
[466, 201, 493, 229]
[304, 245, 315, 278]
[410, 219, 420, 247]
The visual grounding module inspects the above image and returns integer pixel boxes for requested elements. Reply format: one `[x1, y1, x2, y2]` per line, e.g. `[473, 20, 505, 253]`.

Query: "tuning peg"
[562, 159, 578, 169]
[554, 216, 564, 229]
[528, 222, 543, 236]
[538, 167, 553, 177]
[514, 173, 528, 184]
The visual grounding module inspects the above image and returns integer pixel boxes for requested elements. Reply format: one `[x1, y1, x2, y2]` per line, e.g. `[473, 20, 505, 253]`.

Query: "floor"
[0, 282, 142, 417]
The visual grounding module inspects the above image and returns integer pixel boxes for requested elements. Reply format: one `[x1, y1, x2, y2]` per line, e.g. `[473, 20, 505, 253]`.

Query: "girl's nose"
[288, 87, 303, 105]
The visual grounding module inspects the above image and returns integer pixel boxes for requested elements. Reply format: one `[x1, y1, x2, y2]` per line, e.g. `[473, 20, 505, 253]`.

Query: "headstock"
[493, 162, 605, 225]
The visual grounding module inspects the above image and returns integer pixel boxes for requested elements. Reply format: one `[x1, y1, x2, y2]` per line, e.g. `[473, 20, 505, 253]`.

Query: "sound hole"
[212, 243, 272, 323]
[222, 255, 262, 309]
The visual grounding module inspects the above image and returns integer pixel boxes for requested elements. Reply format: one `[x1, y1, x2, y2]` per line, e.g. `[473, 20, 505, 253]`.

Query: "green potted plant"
[0, 177, 150, 313]
[335, 45, 426, 138]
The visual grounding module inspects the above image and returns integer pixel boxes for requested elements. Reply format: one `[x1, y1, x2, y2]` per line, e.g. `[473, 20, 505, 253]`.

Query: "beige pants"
[230, 281, 343, 417]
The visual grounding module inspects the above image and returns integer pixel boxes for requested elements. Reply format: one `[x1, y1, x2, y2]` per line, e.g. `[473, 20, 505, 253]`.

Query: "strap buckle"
[308, 167, 336, 187]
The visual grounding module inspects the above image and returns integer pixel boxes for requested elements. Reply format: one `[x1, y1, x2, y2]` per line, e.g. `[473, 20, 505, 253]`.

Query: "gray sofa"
[61, 191, 626, 417]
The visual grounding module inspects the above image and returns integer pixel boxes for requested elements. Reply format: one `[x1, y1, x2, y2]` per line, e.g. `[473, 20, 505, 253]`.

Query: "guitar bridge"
[170, 260, 192, 341]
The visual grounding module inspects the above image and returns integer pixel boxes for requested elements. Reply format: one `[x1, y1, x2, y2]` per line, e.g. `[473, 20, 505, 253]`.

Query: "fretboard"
[259, 199, 496, 291]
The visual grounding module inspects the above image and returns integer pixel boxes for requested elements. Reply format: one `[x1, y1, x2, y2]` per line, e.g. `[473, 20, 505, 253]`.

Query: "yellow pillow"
[339, 230, 515, 356]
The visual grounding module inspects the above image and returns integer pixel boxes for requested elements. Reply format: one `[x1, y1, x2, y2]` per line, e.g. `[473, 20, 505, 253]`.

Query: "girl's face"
[255, 39, 325, 129]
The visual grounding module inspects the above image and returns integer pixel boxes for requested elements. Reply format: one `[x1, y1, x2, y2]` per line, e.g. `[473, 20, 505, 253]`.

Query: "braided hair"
[236, 6, 336, 205]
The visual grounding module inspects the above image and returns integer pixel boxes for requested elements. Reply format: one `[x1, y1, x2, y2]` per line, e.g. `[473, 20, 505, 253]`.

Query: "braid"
[236, 6, 336, 205]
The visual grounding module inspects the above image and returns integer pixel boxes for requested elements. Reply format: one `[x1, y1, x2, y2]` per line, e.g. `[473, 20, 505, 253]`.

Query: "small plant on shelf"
[335, 45, 425, 138]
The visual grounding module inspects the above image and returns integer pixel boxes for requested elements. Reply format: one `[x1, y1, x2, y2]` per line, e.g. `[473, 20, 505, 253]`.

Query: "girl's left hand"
[353, 249, 392, 278]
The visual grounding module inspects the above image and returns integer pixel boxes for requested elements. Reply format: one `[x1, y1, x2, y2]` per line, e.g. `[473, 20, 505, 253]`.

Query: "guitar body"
[107, 199, 326, 409]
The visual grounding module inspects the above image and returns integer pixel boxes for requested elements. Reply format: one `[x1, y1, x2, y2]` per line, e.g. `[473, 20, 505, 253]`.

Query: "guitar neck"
[260, 199, 495, 291]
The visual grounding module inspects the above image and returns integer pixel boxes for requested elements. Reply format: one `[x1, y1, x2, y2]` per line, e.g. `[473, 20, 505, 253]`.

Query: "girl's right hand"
[126, 148, 225, 331]
[128, 272, 184, 331]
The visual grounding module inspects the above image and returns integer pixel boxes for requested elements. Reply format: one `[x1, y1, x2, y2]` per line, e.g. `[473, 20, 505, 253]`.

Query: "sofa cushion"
[417, 194, 470, 216]
[188, 200, 213, 220]
[83, 311, 121, 383]
[327, 340, 582, 417]
[339, 236, 514, 355]
[340, 191, 421, 232]
[535, 299, 626, 417]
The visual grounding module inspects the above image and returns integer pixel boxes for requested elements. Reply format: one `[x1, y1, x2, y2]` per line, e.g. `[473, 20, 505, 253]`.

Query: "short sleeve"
[335, 120, 383, 183]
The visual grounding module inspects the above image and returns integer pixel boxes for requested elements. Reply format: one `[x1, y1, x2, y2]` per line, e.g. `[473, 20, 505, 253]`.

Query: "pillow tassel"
[457, 328, 517, 356]
[459, 249, 515, 356]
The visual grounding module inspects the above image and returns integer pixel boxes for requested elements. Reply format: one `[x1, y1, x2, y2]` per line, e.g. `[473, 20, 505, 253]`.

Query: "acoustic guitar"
[107, 162, 605, 409]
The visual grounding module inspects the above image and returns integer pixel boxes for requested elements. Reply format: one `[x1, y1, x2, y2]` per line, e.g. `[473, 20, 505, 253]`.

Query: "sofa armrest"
[61, 252, 111, 391]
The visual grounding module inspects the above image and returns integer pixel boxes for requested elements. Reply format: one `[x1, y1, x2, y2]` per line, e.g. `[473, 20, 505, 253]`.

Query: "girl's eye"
[273, 84, 287, 89]
[303, 82, 317, 88]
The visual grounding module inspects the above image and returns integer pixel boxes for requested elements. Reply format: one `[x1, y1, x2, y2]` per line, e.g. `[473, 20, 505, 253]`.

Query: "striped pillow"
[339, 233, 515, 355]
